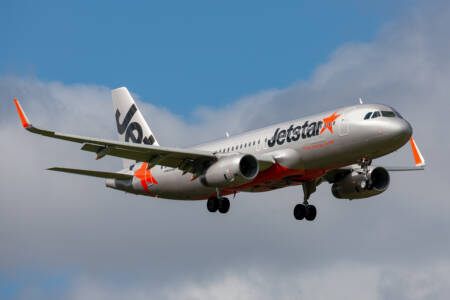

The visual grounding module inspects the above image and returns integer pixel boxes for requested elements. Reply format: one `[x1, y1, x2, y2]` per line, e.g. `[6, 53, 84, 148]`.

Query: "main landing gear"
[293, 203, 316, 221]
[207, 188, 230, 214]
[294, 180, 317, 221]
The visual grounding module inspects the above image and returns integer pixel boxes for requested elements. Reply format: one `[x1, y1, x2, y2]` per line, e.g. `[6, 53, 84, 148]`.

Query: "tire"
[293, 204, 306, 220]
[218, 197, 230, 214]
[305, 205, 317, 221]
[207, 197, 219, 212]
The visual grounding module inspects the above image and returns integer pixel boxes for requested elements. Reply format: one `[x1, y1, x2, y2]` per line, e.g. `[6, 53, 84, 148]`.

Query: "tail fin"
[112, 87, 159, 168]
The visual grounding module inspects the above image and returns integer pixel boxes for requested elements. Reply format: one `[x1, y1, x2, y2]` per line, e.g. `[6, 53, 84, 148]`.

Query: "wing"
[384, 166, 425, 171]
[14, 99, 274, 175]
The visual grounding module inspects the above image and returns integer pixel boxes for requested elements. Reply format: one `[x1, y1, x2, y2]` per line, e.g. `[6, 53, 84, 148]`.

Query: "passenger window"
[381, 111, 395, 117]
[232, 146, 234, 151]
[364, 112, 372, 120]
[372, 111, 381, 118]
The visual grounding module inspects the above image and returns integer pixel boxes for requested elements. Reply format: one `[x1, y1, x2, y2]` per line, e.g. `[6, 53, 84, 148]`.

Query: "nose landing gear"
[359, 157, 373, 189]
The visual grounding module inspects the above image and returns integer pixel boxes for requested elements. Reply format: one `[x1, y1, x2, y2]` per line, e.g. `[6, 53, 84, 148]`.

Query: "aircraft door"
[339, 117, 349, 136]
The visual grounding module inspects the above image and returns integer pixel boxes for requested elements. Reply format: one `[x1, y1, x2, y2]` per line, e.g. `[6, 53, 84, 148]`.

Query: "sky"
[1, 0, 450, 299]
[1, 0, 413, 115]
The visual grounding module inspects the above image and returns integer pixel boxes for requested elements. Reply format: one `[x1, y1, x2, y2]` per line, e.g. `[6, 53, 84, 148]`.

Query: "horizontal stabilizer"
[47, 167, 133, 180]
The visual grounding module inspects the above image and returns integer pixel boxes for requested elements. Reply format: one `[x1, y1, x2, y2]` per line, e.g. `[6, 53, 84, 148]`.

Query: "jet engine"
[331, 166, 390, 200]
[201, 154, 259, 188]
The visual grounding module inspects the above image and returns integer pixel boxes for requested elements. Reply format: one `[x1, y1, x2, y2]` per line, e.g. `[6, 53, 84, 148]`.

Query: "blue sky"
[1, 0, 412, 115]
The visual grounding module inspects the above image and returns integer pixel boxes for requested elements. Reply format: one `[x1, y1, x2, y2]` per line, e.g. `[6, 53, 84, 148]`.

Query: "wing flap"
[47, 167, 133, 179]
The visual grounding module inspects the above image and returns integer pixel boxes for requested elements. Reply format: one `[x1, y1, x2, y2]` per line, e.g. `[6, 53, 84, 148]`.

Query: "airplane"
[13, 87, 425, 221]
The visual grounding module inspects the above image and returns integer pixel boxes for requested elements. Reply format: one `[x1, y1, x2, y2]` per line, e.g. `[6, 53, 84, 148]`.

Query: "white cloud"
[64, 262, 450, 300]
[1, 1, 450, 299]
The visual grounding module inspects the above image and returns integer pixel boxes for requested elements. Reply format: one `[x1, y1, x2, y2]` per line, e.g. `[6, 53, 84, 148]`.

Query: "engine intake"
[201, 154, 259, 188]
[332, 166, 390, 200]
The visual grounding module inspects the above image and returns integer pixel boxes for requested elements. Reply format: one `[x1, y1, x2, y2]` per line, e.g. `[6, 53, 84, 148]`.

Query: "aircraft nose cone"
[399, 119, 413, 141]
[388, 119, 412, 145]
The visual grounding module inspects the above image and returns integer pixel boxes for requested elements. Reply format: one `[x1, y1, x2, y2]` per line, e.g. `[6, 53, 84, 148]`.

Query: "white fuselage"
[107, 103, 412, 200]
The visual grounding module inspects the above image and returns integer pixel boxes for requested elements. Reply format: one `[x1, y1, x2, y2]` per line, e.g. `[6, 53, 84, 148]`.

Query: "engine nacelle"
[201, 154, 259, 188]
[332, 166, 390, 200]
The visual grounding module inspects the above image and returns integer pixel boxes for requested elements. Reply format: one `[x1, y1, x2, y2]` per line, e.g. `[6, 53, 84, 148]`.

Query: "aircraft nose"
[388, 119, 412, 144]
[399, 119, 413, 140]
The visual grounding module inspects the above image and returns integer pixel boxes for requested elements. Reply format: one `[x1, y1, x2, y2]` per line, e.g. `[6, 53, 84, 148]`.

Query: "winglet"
[14, 98, 31, 128]
[410, 138, 425, 167]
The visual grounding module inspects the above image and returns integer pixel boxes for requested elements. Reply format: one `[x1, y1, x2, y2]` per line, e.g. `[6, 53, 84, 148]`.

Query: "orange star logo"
[134, 163, 158, 194]
[320, 111, 341, 134]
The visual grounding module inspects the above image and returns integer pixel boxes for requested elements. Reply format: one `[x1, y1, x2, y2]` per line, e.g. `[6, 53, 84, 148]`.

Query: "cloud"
[49, 261, 450, 300]
[1, 1, 450, 299]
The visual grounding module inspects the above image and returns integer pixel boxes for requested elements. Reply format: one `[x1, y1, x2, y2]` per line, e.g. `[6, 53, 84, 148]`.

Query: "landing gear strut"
[359, 157, 373, 189]
[293, 180, 317, 221]
[207, 188, 230, 214]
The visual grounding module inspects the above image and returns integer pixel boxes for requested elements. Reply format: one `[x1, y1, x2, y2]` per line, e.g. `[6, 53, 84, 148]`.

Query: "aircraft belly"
[141, 167, 215, 200]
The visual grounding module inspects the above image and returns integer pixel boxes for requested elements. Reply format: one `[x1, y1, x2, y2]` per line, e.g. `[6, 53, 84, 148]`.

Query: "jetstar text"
[268, 121, 324, 147]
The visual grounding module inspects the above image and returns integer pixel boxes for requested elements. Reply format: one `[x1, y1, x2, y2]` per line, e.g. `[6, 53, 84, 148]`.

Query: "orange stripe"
[14, 98, 30, 128]
[410, 138, 422, 165]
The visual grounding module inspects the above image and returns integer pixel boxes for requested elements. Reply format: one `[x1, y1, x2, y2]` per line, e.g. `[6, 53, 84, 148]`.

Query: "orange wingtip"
[410, 138, 425, 167]
[13, 98, 30, 128]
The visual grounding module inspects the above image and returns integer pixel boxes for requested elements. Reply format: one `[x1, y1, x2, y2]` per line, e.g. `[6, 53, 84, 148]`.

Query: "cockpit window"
[392, 109, 403, 119]
[371, 111, 381, 118]
[381, 111, 395, 117]
[364, 112, 372, 120]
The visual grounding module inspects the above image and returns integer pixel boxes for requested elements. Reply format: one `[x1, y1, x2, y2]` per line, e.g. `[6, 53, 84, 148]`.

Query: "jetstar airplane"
[13, 87, 425, 221]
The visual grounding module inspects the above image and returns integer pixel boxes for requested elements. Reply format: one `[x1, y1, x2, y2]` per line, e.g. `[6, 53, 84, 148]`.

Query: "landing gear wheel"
[218, 197, 230, 214]
[207, 197, 219, 212]
[293, 204, 306, 220]
[305, 205, 317, 221]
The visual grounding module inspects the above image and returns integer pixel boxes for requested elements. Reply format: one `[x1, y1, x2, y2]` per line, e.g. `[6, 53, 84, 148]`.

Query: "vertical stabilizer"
[112, 87, 159, 168]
